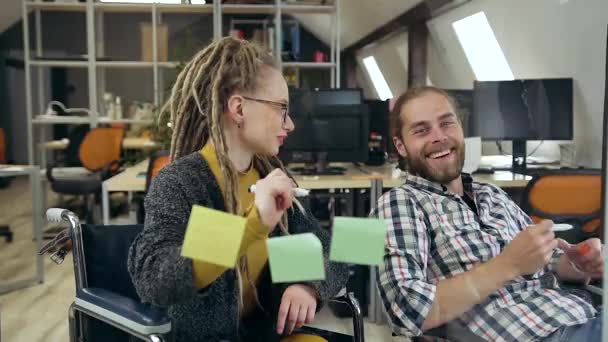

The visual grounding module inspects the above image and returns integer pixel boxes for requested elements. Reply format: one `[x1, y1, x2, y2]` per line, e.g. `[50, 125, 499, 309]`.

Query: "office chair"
[145, 150, 170, 193]
[522, 169, 602, 243]
[46, 127, 125, 224]
[42, 208, 364, 342]
[135, 150, 170, 223]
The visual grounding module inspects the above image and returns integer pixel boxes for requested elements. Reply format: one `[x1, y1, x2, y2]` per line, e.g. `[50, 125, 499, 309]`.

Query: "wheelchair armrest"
[329, 292, 364, 342]
[75, 287, 171, 335]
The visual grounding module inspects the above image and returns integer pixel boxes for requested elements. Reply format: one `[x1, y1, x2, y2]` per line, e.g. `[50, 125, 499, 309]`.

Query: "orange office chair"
[0, 127, 6, 164]
[145, 150, 170, 192]
[136, 150, 170, 223]
[46, 127, 126, 224]
[522, 169, 602, 243]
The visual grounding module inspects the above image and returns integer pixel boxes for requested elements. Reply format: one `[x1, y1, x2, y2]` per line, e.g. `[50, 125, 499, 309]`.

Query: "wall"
[427, 0, 607, 168]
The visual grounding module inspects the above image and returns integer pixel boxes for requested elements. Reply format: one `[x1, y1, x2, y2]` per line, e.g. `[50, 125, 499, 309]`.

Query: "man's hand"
[276, 284, 318, 335]
[557, 238, 603, 279]
[497, 220, 558, 277]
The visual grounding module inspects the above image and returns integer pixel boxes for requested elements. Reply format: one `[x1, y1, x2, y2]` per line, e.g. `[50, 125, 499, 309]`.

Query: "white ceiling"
[293, 0, 422, 49]
[0, 0, 22, 34]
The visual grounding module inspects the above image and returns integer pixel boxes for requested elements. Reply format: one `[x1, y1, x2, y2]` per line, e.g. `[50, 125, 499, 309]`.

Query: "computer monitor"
[280, 104, 370, 175]
[289, 88, 363, 106]
[444, 89, 473, 136]
[471, 78, 573, 171]
[365, 99, 390, 152]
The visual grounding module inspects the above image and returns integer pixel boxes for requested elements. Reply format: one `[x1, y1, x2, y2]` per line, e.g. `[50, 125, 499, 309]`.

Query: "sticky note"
[330, 217, 386, 266]
[181, 205, 246, 268]
[267, 233, 325, 283]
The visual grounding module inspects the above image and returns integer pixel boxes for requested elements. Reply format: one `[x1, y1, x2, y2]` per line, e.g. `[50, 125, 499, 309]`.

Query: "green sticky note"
[267, 233, 326, 283]
[330, 217, 386, 265]
[181, 205, 246, 268]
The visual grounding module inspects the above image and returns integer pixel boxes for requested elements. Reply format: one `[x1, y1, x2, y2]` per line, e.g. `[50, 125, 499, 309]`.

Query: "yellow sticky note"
[181, 205, 246, 268]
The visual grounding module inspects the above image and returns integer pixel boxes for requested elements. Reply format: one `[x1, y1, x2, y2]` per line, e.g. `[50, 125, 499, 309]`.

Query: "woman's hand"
[276, 284, 319, 335]
[254, 169, 295, 231]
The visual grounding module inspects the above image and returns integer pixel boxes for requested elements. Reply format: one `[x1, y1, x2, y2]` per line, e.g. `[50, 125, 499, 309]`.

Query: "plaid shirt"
[373, 173, 597, 341]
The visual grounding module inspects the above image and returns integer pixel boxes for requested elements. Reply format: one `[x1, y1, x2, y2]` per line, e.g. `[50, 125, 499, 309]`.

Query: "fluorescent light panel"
[452, 11, 514, 81]
[362, 56, 393, 101]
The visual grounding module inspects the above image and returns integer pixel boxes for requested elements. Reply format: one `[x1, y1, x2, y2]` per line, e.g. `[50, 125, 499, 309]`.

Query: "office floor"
[0, 177, 397, 342]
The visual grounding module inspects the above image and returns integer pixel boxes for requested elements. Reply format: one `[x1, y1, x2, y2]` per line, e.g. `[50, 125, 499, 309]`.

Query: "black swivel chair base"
[0, 225, 13, 243]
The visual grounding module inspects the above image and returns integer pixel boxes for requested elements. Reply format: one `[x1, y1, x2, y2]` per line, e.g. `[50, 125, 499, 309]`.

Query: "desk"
[293, 163, 531, 189]
[101, 160, 148, 225]
[42, 137, 161, 151]
[101, 160, 531, 224]
[0, 165, 44, 294]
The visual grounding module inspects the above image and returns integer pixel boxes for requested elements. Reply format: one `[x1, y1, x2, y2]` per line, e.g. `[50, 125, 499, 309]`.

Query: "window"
[362, 56, 393, 101]
[452, 11, 514, 81]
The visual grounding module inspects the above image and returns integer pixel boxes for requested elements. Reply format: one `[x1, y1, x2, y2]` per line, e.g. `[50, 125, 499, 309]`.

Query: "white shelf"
[281, 4, 335, 14]
[97, 118, 154, 124]
[32, 116, 92, 125]
[30, 60, 89, 68]
[94, 2, 152, 13]
[222, 4, 276, 14]
[92, 2, 214, 13]
[96, 61, 155, 68]
[30, 60, 178, 69]
[26, 2, 87, 12]
[283, 62, 335, 69]
[156, 3, 213, 14]
[158, 61, 180, 68]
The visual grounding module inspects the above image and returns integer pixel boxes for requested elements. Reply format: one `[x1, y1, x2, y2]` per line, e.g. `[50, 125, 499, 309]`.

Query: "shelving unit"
[22, 0, 340, 165]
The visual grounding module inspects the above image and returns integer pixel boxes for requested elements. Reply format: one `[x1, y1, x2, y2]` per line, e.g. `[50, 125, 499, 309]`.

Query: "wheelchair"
[40, 208, 364, 342]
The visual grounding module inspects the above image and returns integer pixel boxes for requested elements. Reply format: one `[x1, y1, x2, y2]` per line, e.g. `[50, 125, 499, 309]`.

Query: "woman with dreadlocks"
[128, 37, 348, 342]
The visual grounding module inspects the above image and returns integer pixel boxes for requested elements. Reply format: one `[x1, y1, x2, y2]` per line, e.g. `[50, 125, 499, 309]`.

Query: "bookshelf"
[22, 0, 340, 165]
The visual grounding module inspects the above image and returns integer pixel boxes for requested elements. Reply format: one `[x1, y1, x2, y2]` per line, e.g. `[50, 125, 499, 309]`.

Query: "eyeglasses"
[242, 96, 289, 124]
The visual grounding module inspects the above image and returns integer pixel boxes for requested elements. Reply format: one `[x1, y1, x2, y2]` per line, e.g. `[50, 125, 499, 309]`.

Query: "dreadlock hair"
[162, 36, 290, 316]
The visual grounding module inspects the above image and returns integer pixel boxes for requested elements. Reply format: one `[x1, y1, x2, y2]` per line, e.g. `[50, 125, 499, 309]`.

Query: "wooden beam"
[342, 0, 453, 55]
[341, 52, 359, 88]
[408, 22, 428, 87]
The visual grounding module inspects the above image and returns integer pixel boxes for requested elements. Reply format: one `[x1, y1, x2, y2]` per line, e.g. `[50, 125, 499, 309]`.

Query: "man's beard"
[406, 141, 465, 184]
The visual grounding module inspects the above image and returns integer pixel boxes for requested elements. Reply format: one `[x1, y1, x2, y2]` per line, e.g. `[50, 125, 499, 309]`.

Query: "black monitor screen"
[289, 88, 362, 108]
[471, 78, 573, 140]
[280, 104, 369, 163]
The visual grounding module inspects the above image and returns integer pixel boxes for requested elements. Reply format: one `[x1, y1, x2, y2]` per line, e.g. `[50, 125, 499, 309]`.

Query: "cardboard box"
[140, 23, 168, 62]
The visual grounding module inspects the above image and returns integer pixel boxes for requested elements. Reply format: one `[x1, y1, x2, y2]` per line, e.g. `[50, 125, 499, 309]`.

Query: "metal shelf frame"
[22, 0, 340, 166]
